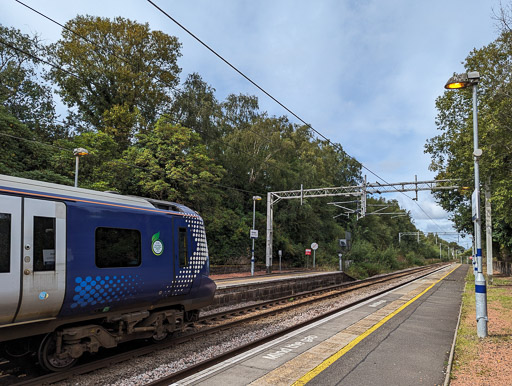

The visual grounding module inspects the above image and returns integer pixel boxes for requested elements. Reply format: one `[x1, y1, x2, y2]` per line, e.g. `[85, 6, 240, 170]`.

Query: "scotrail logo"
[152, 232, 164, 256]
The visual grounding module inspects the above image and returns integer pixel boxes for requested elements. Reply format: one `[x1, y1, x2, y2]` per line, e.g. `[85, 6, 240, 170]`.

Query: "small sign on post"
[311, 243, 318, 269]
[305, 248, 311, 269]
[472, 190, 479, 221]
[250, 229, 258, 239]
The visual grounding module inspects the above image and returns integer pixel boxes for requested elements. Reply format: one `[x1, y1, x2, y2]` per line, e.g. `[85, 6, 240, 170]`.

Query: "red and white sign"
[305, 249, 312, 255]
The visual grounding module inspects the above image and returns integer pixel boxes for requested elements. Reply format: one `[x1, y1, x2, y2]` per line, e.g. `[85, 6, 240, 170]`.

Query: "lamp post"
[73, 148, 89, 188]
[445, 71, 488, 338]
[251, 196, 262, 276]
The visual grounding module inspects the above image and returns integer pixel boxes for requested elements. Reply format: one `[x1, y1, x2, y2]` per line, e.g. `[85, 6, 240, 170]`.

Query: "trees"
[123, 117, 225, 208]
[169, 73, 221, 147]
[48, 16, 182, 147]
[0, 14, 452, 270]
[425, 14, 512, 255]
[0, 25, 61, 140]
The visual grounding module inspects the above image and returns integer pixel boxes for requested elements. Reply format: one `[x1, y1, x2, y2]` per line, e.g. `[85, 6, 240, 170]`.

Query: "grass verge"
[450, 266, 512, 385]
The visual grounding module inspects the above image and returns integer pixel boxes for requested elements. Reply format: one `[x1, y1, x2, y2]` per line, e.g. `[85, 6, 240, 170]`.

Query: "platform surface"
[213, 270, 345, 289]
[178, 264, 466, 385]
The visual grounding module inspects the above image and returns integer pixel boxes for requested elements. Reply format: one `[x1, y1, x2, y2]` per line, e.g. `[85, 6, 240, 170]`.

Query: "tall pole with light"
[73, 148, 89, 188]
[251, 196, 262, 276]
[445, 71, 488, 338]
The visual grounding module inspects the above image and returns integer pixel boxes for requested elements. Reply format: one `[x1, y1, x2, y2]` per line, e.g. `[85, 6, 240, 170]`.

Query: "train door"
[0, 196, 22, 324]
[15, 198, 67, 322]
[172, 217, 193, 295]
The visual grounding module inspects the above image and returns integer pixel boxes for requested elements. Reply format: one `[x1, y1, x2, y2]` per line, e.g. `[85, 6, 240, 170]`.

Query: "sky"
[1, 0, 501, 248]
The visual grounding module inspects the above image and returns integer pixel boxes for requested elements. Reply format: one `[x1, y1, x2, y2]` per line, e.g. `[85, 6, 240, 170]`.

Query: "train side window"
[0, 213, 11, 273]
[33, 216, 56, 271]
[178, 227, 188, 267]
[96, 227, 141, 268]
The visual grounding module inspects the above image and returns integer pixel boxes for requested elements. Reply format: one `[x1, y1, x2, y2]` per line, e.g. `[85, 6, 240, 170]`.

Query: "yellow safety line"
[292, 265, 460, 385]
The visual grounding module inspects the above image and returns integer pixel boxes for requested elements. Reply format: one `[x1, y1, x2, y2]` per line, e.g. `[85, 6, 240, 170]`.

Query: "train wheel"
[37, 333, 77, 372]
[151, 329, 168, 342]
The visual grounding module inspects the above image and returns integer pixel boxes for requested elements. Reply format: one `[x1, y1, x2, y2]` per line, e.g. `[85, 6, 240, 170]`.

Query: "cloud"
[0, 0, 499, 238]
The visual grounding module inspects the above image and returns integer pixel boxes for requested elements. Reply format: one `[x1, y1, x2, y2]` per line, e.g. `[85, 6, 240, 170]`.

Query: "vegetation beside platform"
[450, 266, 512, 385]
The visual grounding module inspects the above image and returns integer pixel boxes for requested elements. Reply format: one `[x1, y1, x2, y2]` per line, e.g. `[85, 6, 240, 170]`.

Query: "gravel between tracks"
[54, 271, 430, 386]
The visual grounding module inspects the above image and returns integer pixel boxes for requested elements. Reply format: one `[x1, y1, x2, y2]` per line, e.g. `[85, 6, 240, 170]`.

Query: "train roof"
[0, 174, 197, 216]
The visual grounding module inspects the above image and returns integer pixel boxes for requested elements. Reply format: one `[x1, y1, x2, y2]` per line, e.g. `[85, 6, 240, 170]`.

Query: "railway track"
[4, 263, 449, 385]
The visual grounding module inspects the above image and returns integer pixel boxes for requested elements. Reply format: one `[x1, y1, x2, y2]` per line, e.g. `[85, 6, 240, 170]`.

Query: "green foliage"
[0, 106, 55, 178]
[0, 15, 455, 274]
[425, 18, 512, 258]
[0, 25, 63, 140]
[48, 15, 182, 144]
[169, 73, 222, 148]
[122, 117, 225, 206]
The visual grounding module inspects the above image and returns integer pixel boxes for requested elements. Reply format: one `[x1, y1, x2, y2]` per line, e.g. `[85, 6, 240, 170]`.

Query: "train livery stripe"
[0, 187, 199, 218]
[292, 265, 460, 386]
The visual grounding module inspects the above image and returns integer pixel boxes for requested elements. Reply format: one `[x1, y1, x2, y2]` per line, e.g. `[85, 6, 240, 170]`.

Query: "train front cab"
[0, 196, 66, 326]
[0, 183, 215, 371]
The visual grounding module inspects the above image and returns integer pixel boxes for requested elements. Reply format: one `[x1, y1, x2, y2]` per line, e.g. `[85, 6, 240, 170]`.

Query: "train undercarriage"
[2, 307, 200, 372]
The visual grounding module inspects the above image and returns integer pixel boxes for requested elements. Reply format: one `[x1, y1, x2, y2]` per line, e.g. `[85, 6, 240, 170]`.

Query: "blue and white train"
[0, 174, 216, 371]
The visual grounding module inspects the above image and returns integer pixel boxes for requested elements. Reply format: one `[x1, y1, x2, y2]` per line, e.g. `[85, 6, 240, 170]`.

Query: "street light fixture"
[73, 147, 89, 188]
[251, 195, 262, 276]
[444, 71, 488, 338]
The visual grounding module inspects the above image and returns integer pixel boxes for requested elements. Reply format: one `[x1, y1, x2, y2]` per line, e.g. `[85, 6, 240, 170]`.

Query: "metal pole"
[251, 199, 256, 276]
[474, 235, 477, 274]
[265, 193, 273, 274]
[485, 180, 493, 283]
[74, 156, 79, 187]
[472, 83, 488, 338]
[313, 249, 316, 269]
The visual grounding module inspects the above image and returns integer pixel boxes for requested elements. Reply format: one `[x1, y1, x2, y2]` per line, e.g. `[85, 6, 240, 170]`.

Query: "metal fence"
[493, 261, 512, 276]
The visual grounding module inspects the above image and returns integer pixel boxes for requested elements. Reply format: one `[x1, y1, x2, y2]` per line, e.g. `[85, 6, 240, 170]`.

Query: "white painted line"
[368, 300, 387, 308]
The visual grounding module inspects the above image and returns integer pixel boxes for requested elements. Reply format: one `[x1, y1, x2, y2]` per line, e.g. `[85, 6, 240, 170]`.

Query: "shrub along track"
[7, 263, 448, 386]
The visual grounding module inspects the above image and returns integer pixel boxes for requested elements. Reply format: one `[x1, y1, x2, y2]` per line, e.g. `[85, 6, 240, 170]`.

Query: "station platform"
[209, 270, 355, 309]
[181, 263, 467, 385]
[213, 270, 353, 289]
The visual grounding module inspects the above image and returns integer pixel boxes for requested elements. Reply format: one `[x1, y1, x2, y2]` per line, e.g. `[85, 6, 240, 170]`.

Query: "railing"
[493, 261, 512, 276]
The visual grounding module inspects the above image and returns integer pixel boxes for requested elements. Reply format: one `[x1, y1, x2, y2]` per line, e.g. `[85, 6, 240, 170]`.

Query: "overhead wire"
[14, 0, 289, 152]
[1, 30, 287, 190]
[146, 0, 445, 232]
[11, 0, 312, 188]
[1, 18, 263, 196]
[0, 37, 80, 80]
[8, 1, 443, 231]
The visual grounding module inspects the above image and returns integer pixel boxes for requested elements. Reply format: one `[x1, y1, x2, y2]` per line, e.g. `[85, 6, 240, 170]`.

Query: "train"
[0, 174, 216, 371]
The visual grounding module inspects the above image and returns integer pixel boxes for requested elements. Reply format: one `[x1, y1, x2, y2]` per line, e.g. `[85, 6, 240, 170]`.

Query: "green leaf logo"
[151, 232, 163, 255]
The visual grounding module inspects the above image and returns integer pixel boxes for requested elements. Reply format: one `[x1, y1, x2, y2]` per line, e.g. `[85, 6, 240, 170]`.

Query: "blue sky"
[1, 0, 500, 248]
